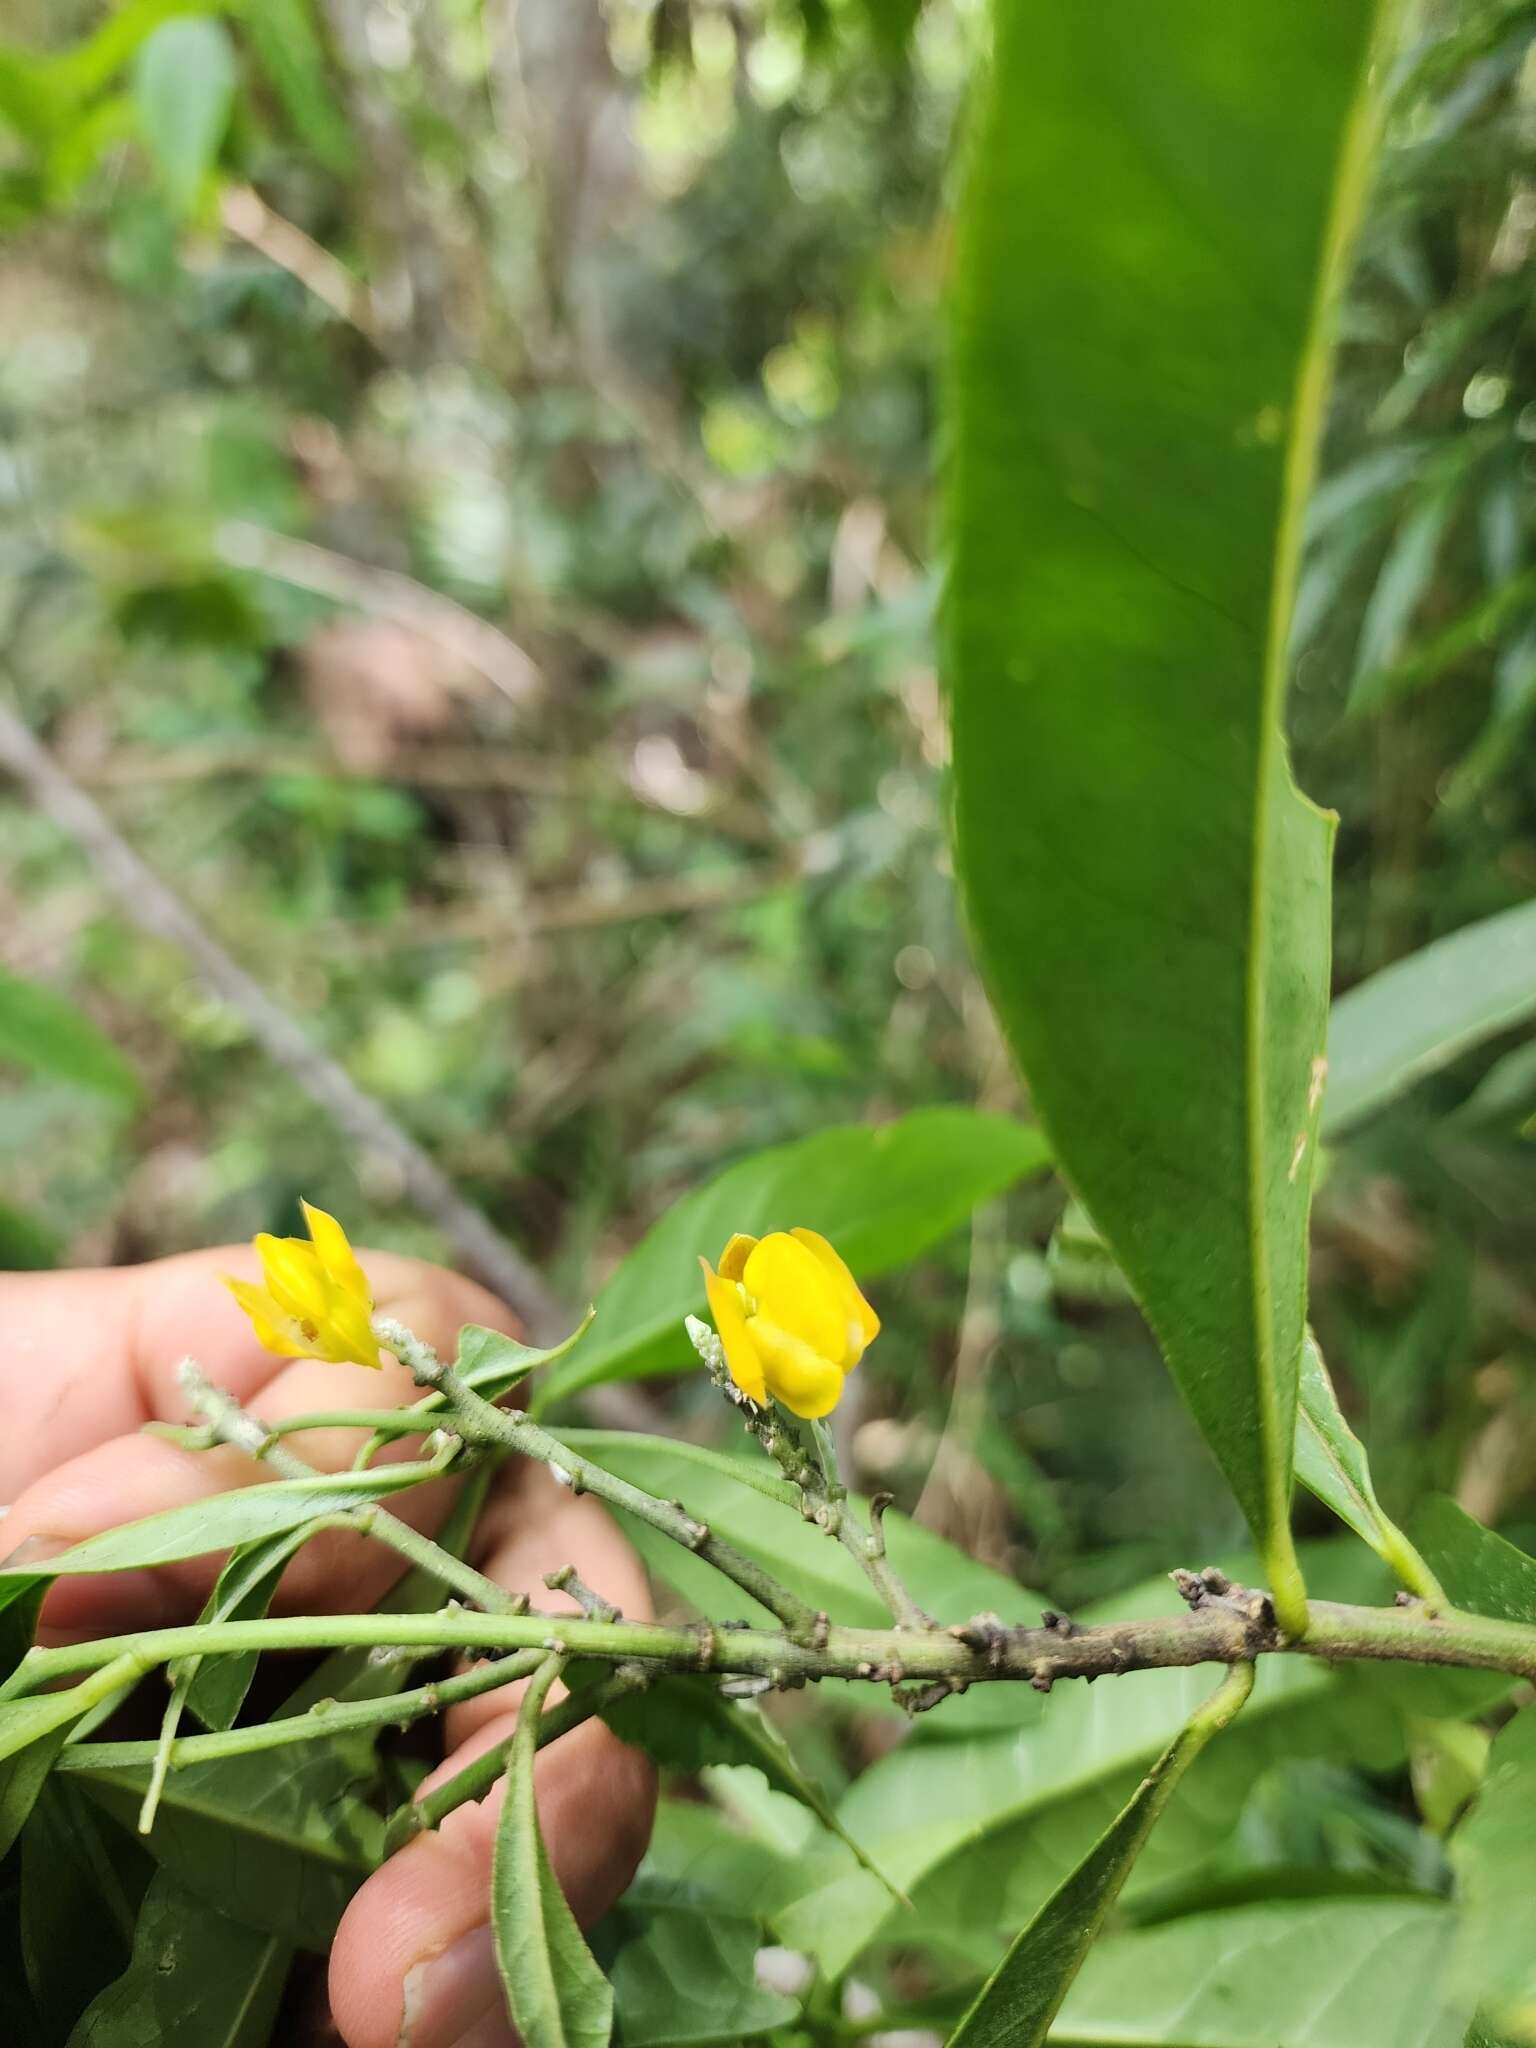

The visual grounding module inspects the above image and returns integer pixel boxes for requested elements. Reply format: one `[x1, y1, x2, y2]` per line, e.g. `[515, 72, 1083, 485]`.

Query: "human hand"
[0, 1246, 657, 2048]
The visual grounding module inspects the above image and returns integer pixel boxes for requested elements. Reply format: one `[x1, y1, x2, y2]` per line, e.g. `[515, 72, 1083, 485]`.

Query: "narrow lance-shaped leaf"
[492, 1657, 614, 2048]
[946, 1661, 1255, 2048]
[1295, 1334, 1446, 1604]
[1323, 898, 1536, 1137]
[947, 0, 1397, 1621]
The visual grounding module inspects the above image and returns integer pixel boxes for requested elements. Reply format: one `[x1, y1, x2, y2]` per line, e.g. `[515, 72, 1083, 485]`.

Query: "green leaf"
[21, 1778, 148, 2042]
[182, 1524, 321, 1732]
[0, 967, 138, 1101]
[596, 1675, 903, 1900]
[0, 1660, 147, 1861]
[559, 1428, 1047, 1733]
[456, 1310, 596, 1404]
[64, 1871, 289, 2048]
[1050, 1897, 1465, 2045]
[1411, 1497, 1536, 1625]
[947, 0, 1391, 1616]
[535, 1110, 1050, 1409]
[946, 1663, 1255, 2048]
[1450, 1708, 1536, 2030]
[604, 1878, 800, 2048]
[1324, 901, 1536, 1137]
[491, 1660, 614, 2048]
[1295, 1335, 1444, 1602]
[234, 0, 353, 173]
[74, 1743, 381, 1950]
[131, 17, 236, 214]
[0, 1463, 435, 1590]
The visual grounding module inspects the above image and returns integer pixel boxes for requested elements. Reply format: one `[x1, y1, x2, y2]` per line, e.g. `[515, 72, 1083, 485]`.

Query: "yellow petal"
[301, 1200, 371, 1307]
[701, 1258, 767, 1404]
[742, 1232, 847, 1365]
[224, 1277, 310, 1358]
[253, 1233, 328, 1331]
[749, 1318, 846, 1419]
[717, 1233, 758, 1285]
[322, 1298, 383, 1369]
[790, 1226, 879, 1363]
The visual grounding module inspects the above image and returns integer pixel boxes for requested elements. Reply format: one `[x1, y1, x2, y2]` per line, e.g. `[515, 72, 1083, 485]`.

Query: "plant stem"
[389, 1664, 648, 1851]
[11, 1586, 1536, 1703]
[374, 1316, 822, 1638]
[178, 1358, 521, 1619]
[55, 1649, 547, 1775]
[686, 1323, 933, 1631]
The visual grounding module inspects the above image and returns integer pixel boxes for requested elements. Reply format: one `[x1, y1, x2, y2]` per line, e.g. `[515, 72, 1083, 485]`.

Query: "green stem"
[56, 1649, 546, 1775]
[375, 1316, 822, 1639]
[10, 1592, 1536, 1703]
[393, 1664, 648, 1851]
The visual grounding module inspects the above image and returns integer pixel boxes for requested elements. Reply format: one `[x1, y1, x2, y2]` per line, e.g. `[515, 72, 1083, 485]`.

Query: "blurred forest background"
[1, 0, 1534, 1623]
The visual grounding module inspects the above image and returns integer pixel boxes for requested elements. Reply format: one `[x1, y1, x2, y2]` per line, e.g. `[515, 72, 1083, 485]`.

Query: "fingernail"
[399, 1924, 510, 2048]
[0, 1534, 70, 1570]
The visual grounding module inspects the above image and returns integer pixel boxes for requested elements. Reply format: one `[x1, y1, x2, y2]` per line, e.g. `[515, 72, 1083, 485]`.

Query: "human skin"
[0, 1246, 657, 2048]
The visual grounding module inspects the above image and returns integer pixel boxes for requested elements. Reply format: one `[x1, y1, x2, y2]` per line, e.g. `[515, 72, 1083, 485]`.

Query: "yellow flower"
[699, 1228, 879, 1419]
[226, 1201, 382, 1369]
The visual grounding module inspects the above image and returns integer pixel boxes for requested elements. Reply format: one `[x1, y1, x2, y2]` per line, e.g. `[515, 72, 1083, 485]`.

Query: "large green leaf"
[64, 1871, 288, 2048]
[1050, 1897, 1466, 2045]
[535, 1110, 1050, 1409]
[1324, 900, 1536, 1137]
[491, 1661, 613, 2048]
[946, 1664, 1254, 2048]
[947, 0, 1393, 1615]
[1451, 1708, 1536, 2031]
[0, 966, 138, 1101]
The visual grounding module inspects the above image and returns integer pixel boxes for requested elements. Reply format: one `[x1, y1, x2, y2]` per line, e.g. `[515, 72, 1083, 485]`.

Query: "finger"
[0, 1244, 511, 1498]
[2, 1251, 519, 1639]
[328, 1471, 656, 2048]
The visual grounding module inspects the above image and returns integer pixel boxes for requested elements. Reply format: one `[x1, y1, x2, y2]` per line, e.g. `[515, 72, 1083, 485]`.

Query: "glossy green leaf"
[604, 1878, 799, 2047]
[491, 1661, 614, 2048]
[64, 1871, 288, 2048]
[75, 1744, 381, 1949]
[1324, 900, 1536, 1136]
[131, 17, 235, 214]
[1451, 1708, 1536, 2029]
[947, 0, 1390, 1613]
[0, 966, 138, 1101]
[1050, 1897, 1465, 2045]
[536, 1110, 1050, 1408]
[946, 1663, 1254, 2048]
[1295, 1335, 1444, 1601]
[560, 1428, 1046, 1733]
